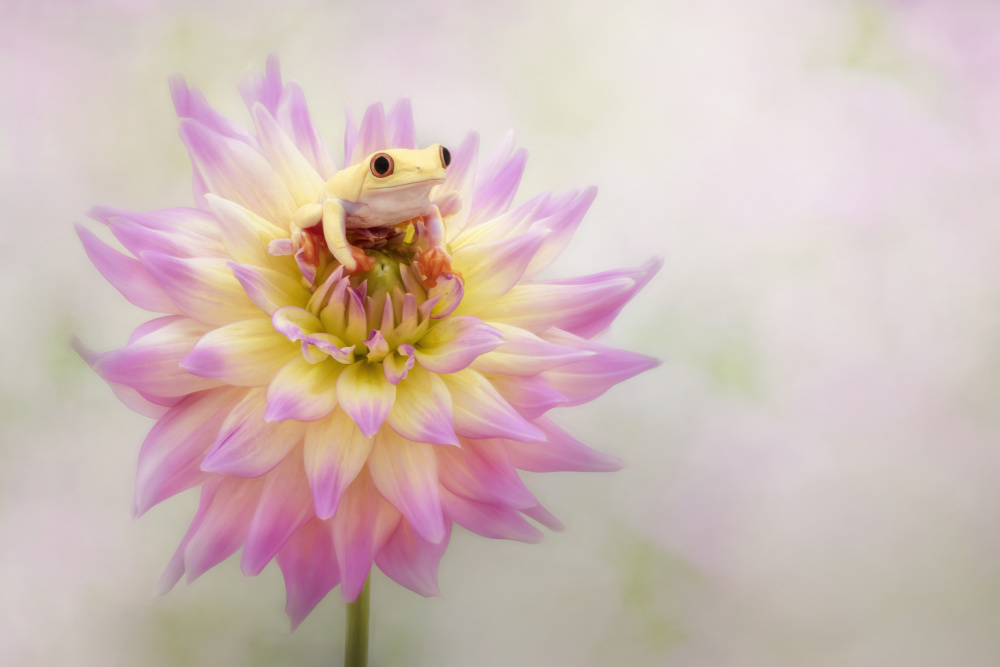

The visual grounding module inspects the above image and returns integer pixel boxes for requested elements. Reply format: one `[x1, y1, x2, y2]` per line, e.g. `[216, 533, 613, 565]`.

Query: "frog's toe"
[344, 246, 375, 275]
[415, 247, 453, 289]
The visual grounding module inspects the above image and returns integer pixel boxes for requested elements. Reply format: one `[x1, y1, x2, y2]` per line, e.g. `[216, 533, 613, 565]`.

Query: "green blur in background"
[3, 0, 1000, 665]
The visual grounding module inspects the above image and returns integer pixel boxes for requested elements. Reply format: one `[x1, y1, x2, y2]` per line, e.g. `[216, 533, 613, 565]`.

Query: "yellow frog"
[291, 144, 458, 287]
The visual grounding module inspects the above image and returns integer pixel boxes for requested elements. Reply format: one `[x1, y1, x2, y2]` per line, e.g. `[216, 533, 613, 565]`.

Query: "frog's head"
[362, 144, 450, 193]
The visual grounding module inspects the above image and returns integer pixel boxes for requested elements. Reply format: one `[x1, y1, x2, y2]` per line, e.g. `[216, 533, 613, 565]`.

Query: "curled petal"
[368, 430, 446, 543]
[202, 388, 305, 477]
[241, 450, 314, 576]
[76, 225, 178, 314]
[265, 357, 341, 423]
[375, 519, 450, 597]
[304, 333, 356, 364]
[441, 369, 544, 442]
[427, 274, 464, 319]
[304, 409, 374, 519]
[383, 344, 416, 385]
[414, 316, 504, 374]
[141, 253, 261, 326]
[385, 366, 458, 446]
[182, 317, 299, 386]
[336, 362, 396, 438]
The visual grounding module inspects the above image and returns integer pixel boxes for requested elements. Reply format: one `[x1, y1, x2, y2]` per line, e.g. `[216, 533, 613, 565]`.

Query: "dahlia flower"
[76, 58, 660, 631]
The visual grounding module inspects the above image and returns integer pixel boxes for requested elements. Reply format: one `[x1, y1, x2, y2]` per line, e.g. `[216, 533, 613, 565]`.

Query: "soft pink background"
[3, 0, 1000, 665]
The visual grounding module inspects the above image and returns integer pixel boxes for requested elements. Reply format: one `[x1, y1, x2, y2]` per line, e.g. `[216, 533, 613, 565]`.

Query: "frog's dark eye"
[440, 145, 451, 168]
[370, 153, 394, 177]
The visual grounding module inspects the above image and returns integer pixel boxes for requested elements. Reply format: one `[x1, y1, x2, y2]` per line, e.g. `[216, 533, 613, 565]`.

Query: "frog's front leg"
[321, 198, 374, 274]
[414, 204, 460, 288]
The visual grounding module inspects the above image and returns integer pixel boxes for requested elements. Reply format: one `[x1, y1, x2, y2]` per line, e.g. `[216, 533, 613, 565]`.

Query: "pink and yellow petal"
[182, 317, 299, 386]
[368, 430, 446, 543]
[303, 410, 374, 519]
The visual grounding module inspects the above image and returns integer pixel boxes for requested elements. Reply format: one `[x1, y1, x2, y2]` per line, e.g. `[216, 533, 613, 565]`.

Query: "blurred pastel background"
[4, 0, 1000, 665]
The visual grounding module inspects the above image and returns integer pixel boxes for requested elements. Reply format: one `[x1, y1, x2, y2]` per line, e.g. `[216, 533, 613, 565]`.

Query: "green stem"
[344, 576, 370, 667]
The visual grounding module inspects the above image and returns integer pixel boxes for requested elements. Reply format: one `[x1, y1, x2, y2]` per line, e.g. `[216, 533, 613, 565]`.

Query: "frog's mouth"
[367, 178, 445, 191]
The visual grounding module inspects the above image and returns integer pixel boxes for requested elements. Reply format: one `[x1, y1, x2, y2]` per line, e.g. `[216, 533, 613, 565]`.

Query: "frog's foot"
[414, 246, 460, 289]
[342, 245, 376, 275]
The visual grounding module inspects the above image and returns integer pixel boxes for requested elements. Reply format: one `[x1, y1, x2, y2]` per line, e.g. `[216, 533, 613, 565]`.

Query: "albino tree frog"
[291, 144, 458, 287]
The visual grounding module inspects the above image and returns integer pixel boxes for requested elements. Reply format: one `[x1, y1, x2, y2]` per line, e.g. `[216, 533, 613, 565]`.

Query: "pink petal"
[277, 518, 340, 630]
[182, 476, 265, 582]
[414, 316, 504, 374]
[439, 131, 479, 241]
[277, 82, 338, 179]
[202, 388, 305, 477]
[355, 102, 388, 163]
[141, 252, 261, 326]
[426, 274, 464, 319]
[205, 195, 290, 267]
[386, 98, 417, 149]
[181, 317, 299, 387]
[230, 262, 310, 316]
[470, 145, 527, 224]
[237, 54, 283, 116]
[451, 229, 548, 309]
[331, 469, 401, 601]
[171, 75, 256, 145]
[503, 416, 623, 473]
[539, 329, 661, 406]
[469, 323, 593, 376]
[477, 257, 663, 338]
[487, 373, 568, 420]
[179, 119, 297, 226]
[523, 187, 597, 279]
[157, 479, 222, 595]
[382, 344, 415, 385]
[251, 102, 325, 208]
[133, 387, 246, 516]
[264, 357, 341, 423]
[105, 215, 227, 260]
[375, 519, 450, 597]
[437, 438, 536, 510]
[440, 488, 543, 543]
[441, 369, 544, 442]
[368, 430, 446, 543]
[303, 409, 374, 519]
[241, 450, 315, 576]
[77, 224, 179, 314]
[336, 362, 396, 438]
[93, 317, 219, 397]
[384, 366, 458, 446]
